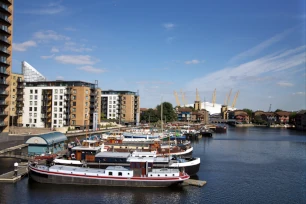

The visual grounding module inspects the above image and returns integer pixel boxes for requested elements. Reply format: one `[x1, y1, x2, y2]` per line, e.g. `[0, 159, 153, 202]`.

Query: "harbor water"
[0, 127, 305, 204]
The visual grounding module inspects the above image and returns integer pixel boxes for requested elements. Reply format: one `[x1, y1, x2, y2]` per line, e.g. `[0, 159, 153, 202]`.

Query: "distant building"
[22, 80, 101, 130]
[101, 90, 140, 125]
[22, 61, 46, 82]
[191, 109, 209, 124]
[177, 107, 192, 121]
[275, 111, 290, 124]
[9, 73, 24, 127]
[228, 110, 250, 123]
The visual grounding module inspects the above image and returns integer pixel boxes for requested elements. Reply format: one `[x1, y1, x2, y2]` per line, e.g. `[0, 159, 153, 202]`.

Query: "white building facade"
[101, 94, 119, 119]
[22, 86, 66, 128]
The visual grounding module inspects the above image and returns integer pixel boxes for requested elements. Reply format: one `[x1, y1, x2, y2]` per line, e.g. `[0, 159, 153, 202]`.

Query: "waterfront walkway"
[0, 163, 28, 183]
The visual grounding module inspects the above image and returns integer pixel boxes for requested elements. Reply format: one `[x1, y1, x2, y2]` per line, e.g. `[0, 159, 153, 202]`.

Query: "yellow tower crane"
[212, 88, 216, 107]
[194, 88, 201, 110]
[173, 91, 181, 107]
[231, 91, 240, 108]
[226, 89, 232, 106]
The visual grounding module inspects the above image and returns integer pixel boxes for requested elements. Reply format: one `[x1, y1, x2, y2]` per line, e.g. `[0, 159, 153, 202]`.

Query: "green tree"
[243, 108, 253, 119]
[140, 108, 159, 123]
[188, 106, 195, 111]
[156, 102, 177, 122]
[275, 109, 283, 112]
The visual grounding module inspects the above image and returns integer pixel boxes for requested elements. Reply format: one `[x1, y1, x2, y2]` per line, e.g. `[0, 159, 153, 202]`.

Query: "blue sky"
[12, 0, 306, 111]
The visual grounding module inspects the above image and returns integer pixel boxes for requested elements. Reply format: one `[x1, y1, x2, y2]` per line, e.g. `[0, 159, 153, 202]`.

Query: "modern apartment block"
[9, 73, 23, 126]
[22, 80, 101, 130]
[0, 0, 13, 132]
[101, 90, 140, 125]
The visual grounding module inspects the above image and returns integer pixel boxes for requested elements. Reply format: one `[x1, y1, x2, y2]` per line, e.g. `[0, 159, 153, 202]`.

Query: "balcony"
[0, 90, 8, 95]
[0, 47, 9, 56]
[16, 98, 23, 102]
[0, 4, 12, 14]
[17, 84, 24, 88]
[0, 111, 7, 115]
[0, 68, 8, 75]
[0, 36, 10, 46]
[0, 26, 11, 35]
[17, 91, 24, 95]
[0, 121, 7, 126]
[0, 15, 11, 25]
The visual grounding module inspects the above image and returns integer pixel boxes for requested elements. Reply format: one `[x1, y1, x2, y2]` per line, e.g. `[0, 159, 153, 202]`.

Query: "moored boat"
[28, 156, 190, 187]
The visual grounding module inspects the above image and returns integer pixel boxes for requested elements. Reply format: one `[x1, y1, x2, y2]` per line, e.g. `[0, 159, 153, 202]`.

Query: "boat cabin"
[95, 152, 130, 163]
[71, 140, 101, 162]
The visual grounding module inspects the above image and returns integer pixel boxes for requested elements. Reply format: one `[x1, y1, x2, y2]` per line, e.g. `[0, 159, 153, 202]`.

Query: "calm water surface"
[0, 127, 305, 204]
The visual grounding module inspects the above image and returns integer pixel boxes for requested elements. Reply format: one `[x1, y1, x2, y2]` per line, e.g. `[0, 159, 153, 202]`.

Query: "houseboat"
[28, 157, 190, 187]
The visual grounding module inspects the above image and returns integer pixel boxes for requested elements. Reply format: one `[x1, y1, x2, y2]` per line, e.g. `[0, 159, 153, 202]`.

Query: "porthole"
[150, 174, 152, 177]
[173, 174, 175, 176]
[165, 174, 167, 176]
[158, 174, 160, 176]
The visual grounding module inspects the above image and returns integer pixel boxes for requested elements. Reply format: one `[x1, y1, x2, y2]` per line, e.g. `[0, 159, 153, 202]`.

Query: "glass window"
[34, 113, 37, 117]
[30, 90, 33, 94]
[34, 107, 37, 111]
[30, 95, 33, 100]
[54, 113, 57, 118]
[73, 102, 76, 106]
[60, 89, 63, 94]
[34, 95, 38, 100]
[72, 108, 76, 112]
[60, 95, 63, 100]
[59, 108, 62, 112]
[30, 101, 33, 105]
[54, 120, 57, 124]
[59, 120, 62, 124]
[54, 107, 57, 112]
[35, 90, 38, 94]
[85, 102, 88, 106]
[13, 89, 15, 92]
[73, 89, 77, 94]
[54, 101, 57, 106]
[59, 114, 62, 118]
[55, 95, 58, 100]
[34, 119, 37, 123]
[34, 101, 37, 105]
[29, 118, 32, 123]
[59, 102, 62, 106]
[29, 107, 32, 111]
[29, 113, 32, 117]
[55, 89, 58, 94]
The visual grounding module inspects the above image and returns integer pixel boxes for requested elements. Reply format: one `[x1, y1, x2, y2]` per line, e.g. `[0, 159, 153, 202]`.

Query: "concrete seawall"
[235, 124, 255, 127]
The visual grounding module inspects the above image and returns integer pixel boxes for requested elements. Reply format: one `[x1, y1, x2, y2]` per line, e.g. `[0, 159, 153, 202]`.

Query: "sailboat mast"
[161, 97, 163, 135]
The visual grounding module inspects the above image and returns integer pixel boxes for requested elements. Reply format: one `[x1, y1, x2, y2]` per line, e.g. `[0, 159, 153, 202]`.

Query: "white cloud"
[185, 59, 200, 65]
[33, 30, 70, 41]
[54, 55, 97, 65]
[40, 54, 54, 59]
[51, 47, 59, 53]
[77, 66, 107, 73]
[229, 27, 295, 63]
[277, 81, 294, 87]
[56, 76, 64, 80]
[163, 23, 175, 30]
[186, 45, 306, 92]
[63, 42, 92, 52]
[292, 92, 306, 95]
[13, 40, 37, 51]
[23, 2, 64, 15]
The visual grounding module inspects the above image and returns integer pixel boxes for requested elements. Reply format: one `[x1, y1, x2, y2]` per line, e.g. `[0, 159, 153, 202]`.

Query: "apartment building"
[101, 90, 140, 125]
[9, 73, 23, 126]
[0, 0, 13, 132]
[22, 80, 101, 130]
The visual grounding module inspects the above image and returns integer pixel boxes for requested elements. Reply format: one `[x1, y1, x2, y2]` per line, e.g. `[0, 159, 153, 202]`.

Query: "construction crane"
[231, 90, 240, 108]
[212, 88, 216, 107]
[173, 91, 181, 107]
[180, 89, 187, 107]
[268, 104, 272, 112]
[226, 89, 232, 106]
[196, 88, 200, 101]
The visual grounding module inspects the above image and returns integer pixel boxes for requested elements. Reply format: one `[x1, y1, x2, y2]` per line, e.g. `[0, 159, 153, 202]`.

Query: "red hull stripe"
[29, 166, 190, 181]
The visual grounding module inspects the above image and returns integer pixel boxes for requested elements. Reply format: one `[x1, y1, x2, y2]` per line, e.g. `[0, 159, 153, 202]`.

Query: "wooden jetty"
[184, 179, 207, 187]
[0, 163, 28, 183]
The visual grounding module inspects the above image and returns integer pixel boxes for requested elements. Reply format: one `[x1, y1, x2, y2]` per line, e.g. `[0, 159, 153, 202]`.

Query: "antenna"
[268, 104, 272, 112]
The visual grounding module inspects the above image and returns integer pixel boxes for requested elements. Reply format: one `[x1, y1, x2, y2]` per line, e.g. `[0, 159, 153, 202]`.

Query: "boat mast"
[161, 96, 163, 136]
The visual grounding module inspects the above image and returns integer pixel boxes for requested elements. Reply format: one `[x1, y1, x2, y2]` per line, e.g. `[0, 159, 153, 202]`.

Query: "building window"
[29, 107, 32, 111]
[30, 90, 33, 94]
[59, 120, 62, 124]
[54, 120, 57, 124]
[60, 95, 63, 100]
[73, 102, 76, 106]
[34, 107, 37, 111]
[29, 119, 32, 123]
[86, 96, 88, 100]
[30, 101, 33, 105]
[59, 102, 62, 106]
[86, 90, 88, 94]
[54, 101, 57, 106]
[72, 108, 76, 112]
[54, 114, 57, 118]
[35, 90, 38, 94]
[13, 76, 16, 79]
[72, 114, 76, 118]
[85, 102, 88, 106]
[60, 89, 63, 94]
[34, 101, 37, 106]
[34, 113, 37, 117]
[54, 107, 57, 112]
[30, 95, 33, 100]
[55, 89, 58, 94]
[72, 96, 76, 100]
[13, 89, 15, 92]
[59, 108, 62, 112]
[34, 95, 38, 100]
[59, 114, 62, 118]
[109, 105, 111, 108]
[113, 105, 116, 108]
[34, 119, 37, 123]
[72, 120, 76, 125]
[55, 95, 58, 100]
[73, 89, 76, 94]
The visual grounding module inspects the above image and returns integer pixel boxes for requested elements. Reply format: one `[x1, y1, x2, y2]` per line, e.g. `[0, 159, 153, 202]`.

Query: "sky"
[12, 0, 306, 111]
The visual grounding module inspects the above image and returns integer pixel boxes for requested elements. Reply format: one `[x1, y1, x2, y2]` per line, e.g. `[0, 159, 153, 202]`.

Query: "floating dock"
[0, 163, 28, 183]
[184, 179, 207, 187]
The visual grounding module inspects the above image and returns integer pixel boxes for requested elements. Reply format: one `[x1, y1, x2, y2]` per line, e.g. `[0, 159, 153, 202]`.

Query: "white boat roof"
[95, 152, 130, 158]
[132, 151, 157, 157]
[82, 140, 99, 143]
[106, 166, 130, 171]
[49, 165, 130, 173]
[53, 159, 82, 165]
[127, 157, 155, 162]
[72, 146, 101, 151]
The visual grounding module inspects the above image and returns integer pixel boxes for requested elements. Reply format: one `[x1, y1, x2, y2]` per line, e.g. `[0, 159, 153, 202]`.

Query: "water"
[0, 127, 305, 204]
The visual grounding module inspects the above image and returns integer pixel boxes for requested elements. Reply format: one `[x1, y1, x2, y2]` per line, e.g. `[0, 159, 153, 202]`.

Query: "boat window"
[158, 174, 160, 176]
[150, 174, 152, 177]
[165, 174, 167, 176]
[173, 174, 175, 176]
[128, 173, 130, 175]
[118, 172, 122, 176]
[109, 172, 113, 176]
